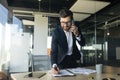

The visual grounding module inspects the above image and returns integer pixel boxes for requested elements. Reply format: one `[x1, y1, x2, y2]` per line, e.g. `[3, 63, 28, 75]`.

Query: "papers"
[52, 70, 75, 77]
[67, 68, 96, 75]
[52, 68, 96, 77]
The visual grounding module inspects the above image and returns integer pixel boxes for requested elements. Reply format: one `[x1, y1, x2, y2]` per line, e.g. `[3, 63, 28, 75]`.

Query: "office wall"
[34, 14, 48, 55]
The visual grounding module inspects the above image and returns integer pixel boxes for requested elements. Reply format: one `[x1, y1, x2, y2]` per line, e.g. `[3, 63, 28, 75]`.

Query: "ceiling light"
[38, 0, 41, 2]
[107, 32, 110, 35]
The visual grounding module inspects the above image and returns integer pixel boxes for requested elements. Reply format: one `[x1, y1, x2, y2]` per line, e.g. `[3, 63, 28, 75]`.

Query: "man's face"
[60, 16, 72, 31]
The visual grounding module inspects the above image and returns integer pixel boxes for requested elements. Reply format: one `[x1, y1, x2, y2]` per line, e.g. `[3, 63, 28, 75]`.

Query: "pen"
[53, 64, 58, 71]
[54, 66, 58, 71]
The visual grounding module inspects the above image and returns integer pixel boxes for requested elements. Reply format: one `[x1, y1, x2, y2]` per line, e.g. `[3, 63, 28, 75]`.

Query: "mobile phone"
[102, 78, 116, 80]
[72, 20, 75, 25]
[70, 20, 75, 32]
[54, 66, 58, 71]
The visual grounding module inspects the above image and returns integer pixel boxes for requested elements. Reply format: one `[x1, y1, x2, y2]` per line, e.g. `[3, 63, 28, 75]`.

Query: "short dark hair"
[59, 9, 73, 20]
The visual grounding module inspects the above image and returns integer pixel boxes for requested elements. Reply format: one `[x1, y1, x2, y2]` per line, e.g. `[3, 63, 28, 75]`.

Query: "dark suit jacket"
[51, 25, 85, 66]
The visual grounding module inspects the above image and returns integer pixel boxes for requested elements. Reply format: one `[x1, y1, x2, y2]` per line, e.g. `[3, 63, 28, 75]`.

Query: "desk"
[11, 66, 120, 80]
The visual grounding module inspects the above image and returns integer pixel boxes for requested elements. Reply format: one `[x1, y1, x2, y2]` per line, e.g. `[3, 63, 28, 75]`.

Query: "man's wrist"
[76, 35, 79, 37]
[76, 35, 81, 41]
[52, 64, 59, 71]
[52, 64, 57, 68]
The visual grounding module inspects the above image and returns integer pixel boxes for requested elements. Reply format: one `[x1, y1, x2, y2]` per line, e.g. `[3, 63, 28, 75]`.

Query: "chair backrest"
[47, 48, 51, 56]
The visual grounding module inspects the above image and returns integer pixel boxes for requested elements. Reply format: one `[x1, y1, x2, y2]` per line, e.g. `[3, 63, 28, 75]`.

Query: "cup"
[96, 64, 103, 74]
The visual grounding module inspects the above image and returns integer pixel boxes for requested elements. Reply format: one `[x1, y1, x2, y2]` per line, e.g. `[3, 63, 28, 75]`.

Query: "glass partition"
[47, 1, 120, 67]
[0, 3, 8, 71]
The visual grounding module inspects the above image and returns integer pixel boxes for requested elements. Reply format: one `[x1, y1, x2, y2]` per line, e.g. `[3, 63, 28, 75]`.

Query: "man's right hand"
[52, 67, 60, 74]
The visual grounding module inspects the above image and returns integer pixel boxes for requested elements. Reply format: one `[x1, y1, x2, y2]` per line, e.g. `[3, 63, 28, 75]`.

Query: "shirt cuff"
[76, 35, 81, 41]
[52, 64, 57, 68]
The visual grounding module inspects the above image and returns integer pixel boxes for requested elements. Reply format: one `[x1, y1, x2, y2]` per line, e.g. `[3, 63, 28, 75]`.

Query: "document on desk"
[67, 68, 96, 75]
[52, 70, 75, 77]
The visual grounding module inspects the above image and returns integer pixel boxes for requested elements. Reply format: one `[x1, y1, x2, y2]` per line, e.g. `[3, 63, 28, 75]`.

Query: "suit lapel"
[57, 26, 68, 52]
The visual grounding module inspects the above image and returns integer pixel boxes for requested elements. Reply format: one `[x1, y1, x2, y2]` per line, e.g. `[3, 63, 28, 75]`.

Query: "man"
[50, 9, 85, 74]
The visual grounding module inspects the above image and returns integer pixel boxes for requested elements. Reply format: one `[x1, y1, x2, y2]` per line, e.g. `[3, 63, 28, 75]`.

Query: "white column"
[34, 13, 48, 55]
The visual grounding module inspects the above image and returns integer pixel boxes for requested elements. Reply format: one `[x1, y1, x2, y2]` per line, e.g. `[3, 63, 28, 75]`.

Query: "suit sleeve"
[50, 30, 58, 66]
[76, 27, 85, 46]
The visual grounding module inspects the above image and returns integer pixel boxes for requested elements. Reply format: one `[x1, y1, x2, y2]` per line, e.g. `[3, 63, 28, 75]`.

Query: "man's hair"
[59, 9, 73, 20]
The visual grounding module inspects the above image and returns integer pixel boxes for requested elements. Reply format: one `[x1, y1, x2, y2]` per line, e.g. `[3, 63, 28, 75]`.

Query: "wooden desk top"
[11, 66, 120, 80]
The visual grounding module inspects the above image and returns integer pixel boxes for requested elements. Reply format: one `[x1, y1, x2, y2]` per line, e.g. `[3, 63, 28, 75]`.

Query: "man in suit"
[51, 9, 85, 74]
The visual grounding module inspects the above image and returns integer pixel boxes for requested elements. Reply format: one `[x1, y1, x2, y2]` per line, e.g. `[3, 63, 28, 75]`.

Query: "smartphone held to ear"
[70, 20, 76, 32]
[72, 20, 75, 25]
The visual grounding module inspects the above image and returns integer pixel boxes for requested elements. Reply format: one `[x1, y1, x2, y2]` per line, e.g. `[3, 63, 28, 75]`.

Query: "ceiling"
[7, 0, 77, 13]
[78, 0, 120, 31]
[6, 0, 120, 31]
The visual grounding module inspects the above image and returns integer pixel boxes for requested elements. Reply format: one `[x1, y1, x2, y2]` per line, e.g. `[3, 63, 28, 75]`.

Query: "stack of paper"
[51, 68, 96, 77]
[67, 68, 96, 75]
[52, 70, 75, 77]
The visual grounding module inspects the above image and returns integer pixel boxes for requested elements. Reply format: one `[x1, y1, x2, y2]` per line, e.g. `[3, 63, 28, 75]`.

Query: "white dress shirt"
[64, 31, 73, 55]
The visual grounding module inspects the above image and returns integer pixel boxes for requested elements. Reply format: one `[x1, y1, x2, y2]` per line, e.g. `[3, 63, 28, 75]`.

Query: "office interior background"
[0, 0, 120, 75]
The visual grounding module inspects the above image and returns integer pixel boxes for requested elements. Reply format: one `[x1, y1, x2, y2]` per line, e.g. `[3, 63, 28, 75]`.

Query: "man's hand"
[70, 25, 79, 37]
[52, 67, 60, 74]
